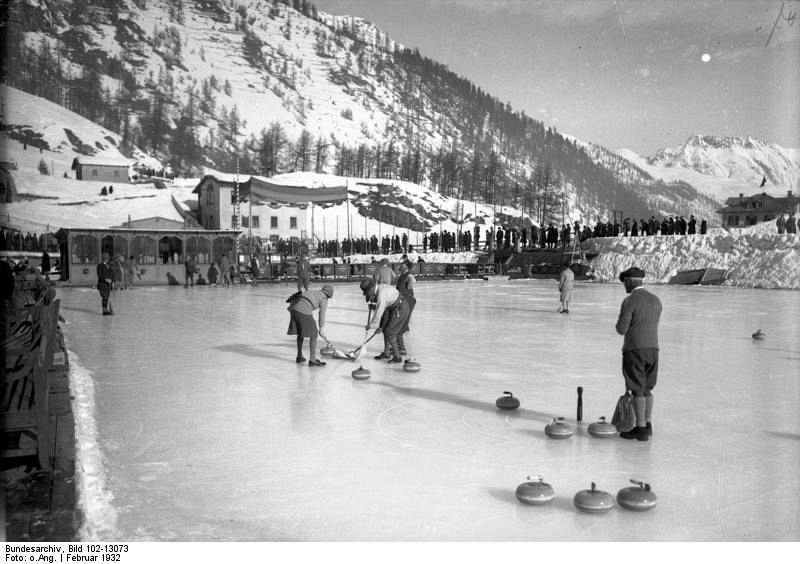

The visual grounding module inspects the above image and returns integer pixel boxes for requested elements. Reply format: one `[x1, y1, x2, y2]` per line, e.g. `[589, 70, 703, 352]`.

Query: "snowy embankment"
[585, 222, 800, 290]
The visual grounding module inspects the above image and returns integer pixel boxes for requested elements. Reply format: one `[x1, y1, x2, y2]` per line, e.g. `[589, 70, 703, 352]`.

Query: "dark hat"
[321, 285, 334, 297]
[619, 267, 645, 282]
[403, 259, 413, 270]
[359, 278, 376, 294]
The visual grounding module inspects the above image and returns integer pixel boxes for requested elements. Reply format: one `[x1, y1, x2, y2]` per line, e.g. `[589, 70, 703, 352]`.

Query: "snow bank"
[585, 222, 800, 290]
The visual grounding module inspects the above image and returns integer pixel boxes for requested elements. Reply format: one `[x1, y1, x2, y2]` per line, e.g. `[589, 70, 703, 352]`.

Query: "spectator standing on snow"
[786, 213, 797, 234]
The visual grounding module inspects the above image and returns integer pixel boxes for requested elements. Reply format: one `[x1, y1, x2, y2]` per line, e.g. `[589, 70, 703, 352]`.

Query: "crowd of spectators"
[0, 228, 59, 253]
[311, 215, 710, 257]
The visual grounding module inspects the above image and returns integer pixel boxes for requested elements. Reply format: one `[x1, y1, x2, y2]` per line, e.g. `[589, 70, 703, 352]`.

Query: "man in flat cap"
[374, 257, 397, 285]
[97, 252, 114, 315]
[615, 266, 662, 441]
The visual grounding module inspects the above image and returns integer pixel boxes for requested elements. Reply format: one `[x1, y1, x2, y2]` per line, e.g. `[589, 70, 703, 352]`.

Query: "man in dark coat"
[97, 252, 114, 315]
[41, 250, 51, 279]
[615, 267, 662, 441]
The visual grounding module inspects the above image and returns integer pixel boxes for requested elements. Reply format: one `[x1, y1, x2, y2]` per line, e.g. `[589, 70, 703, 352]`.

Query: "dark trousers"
[622, 348, 658, 397]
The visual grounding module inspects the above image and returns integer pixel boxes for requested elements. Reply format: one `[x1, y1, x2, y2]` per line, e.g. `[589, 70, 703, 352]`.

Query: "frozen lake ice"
[59, 278, 800, 541]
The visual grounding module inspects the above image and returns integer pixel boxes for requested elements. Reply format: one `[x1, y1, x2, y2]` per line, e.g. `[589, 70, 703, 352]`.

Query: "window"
[242, 216, 249, 228]
[290, 217, 297, 229]
[71, 234, 99, 264]
[91, 169, 98, 177]
[271, 216, 278, 229]
[114, 170, 120, 178]
[231, 215, 237, 228]
[252, 216, 260, 228]
[727, 215, 740, 226]
[212, 236, 235, 260]
[131, 235, 157, 264]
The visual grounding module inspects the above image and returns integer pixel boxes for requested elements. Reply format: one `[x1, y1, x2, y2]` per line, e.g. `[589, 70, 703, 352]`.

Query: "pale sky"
[313, 0, 800, 155]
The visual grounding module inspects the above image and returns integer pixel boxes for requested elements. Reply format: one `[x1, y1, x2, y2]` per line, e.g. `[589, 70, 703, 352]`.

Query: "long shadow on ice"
[368, 379, 556, 423]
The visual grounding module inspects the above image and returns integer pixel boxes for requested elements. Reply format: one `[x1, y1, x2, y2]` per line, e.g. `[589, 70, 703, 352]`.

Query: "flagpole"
[346, 179, 351, 256]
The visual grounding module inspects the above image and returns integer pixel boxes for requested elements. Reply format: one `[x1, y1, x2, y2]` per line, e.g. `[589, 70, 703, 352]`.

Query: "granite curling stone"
[352, 366, 371, 380]
[515, 475, 555, 506]
[403, 359, 422, 372]
[496, 391, 520, 411]
[752, 329, 765, 340]
[321, 345, 336, 356]
[588, 416, 617, 438]
[617, 479, 658, 511]
[544, 417, 574, 439]
[573, 482, 615, 514]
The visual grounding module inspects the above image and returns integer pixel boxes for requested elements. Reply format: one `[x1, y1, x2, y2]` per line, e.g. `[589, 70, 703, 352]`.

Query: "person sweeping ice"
[287, 285, 335, 367]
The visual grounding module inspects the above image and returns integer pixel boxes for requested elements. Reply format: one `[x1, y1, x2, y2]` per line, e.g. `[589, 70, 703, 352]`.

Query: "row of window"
[236, 216, 298, 229]
[725, 214, 775, 226]
[70, 233, 236, 265]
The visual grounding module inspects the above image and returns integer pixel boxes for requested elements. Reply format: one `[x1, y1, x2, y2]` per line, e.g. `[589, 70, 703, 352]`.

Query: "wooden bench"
[1, 299, 60, 470]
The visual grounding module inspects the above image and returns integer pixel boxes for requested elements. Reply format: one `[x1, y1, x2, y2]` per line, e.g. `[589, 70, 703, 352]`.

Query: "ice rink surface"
[58, 278, 800, 542]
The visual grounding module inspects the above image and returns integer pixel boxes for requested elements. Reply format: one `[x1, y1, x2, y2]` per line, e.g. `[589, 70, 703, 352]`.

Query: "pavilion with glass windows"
[57, 226, 241, 286]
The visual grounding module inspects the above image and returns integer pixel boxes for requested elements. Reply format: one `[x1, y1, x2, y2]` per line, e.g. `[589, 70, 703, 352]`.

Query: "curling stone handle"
[503, 391, 513, 397]
[629, 479, 649, 489]
[525, 475, 543, 483]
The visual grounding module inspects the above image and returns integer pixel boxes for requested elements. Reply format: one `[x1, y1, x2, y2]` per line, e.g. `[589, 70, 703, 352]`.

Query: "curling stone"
[515, 475, 555, 506]
[351, 366, 371, 380]
[321, 345, 336, 356]
[403, 359, 422, 372]
[588, 416, 617, 438]
[544, 417, 574, 439]
[752, 329, 765, 340]
[496, 391, 520, 411]
[617, 479, 658, 511]
[573, 482, 615, 514]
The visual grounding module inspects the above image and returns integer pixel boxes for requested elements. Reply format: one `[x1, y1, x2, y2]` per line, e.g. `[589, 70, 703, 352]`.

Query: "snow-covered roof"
[72, 156, 133, 167]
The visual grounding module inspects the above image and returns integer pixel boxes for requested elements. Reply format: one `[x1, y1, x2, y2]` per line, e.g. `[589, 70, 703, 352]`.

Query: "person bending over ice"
[287, 285, 334, 367]
[360, 278, 410, 364]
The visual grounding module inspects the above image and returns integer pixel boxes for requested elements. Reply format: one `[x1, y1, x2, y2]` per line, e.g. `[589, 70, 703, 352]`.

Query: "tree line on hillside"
[1, 0, 657, 223]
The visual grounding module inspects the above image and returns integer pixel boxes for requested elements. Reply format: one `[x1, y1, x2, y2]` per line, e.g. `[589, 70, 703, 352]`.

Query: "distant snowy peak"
[645, 135, 800, 189]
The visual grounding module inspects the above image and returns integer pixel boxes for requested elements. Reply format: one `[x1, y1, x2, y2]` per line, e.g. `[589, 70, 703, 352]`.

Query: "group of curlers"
[287, 253, 417, 368]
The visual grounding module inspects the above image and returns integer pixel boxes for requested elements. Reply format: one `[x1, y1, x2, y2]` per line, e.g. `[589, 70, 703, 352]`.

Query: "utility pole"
[233, 155, 240, 264]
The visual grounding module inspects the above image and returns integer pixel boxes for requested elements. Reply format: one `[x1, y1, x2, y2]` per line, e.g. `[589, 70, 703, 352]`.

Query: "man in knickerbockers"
[615, 267, 662, 441]
[395, 259, 417, 357]
[97, 252, 114, 315]
[360, 277, 410, 364]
